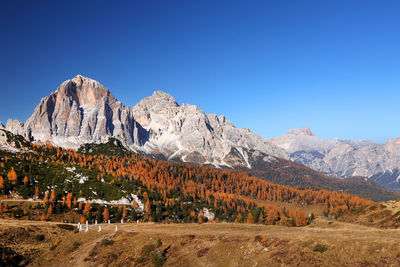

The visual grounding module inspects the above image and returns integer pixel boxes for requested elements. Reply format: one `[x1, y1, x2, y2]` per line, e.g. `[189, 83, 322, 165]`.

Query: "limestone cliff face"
[18, 75, 146, 148]
[132, 91, 288, 168]
[5, 75, 287, 168]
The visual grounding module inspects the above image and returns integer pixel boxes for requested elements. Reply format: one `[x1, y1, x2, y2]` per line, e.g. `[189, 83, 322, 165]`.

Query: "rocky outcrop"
[13, 75, 147, 148]
[0, 129, 7, 145]
[132, 91, 287, 168]
[0, 129, 30, 151]
[270, 127, 400, 190]
[6, 119, 25, 136]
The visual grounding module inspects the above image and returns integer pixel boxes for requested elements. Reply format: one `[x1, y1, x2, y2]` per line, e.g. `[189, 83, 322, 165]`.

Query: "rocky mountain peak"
[132, 90, 180, 127]
[151, 90, 179, 107]
[56, 75, 114, 107]
[152, 90, 174, 98]
[286, 126, 315, 137]
[6, 119, 24, 136]
[10, 75, 145, 148]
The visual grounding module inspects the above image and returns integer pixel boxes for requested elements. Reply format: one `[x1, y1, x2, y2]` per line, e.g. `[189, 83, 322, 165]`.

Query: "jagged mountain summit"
[7, 75, 147, 148]
[6, 75, 287, 168]
[270, 127, 400, 190]
[132, 90, 287, 167]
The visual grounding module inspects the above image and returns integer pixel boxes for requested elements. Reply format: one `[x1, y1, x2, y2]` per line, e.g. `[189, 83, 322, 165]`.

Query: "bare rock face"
[0, 129, 30, 151]
[6, 119, 25, 136]
[0, 130, 7, 145]
[20, 75, 146, 148]
[6, 75, 286, 169]
[132, 91, 288, 168]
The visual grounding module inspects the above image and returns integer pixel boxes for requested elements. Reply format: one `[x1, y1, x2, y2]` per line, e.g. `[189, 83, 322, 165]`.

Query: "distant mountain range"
[270, 127, 400, 190]
[4, 75, 400, 191]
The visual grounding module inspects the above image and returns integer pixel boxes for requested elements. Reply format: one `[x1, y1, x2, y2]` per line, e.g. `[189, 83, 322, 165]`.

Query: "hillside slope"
[248, 157, 400, 202]
[0, 130, 374, 229]
[2, 219, 400, 267]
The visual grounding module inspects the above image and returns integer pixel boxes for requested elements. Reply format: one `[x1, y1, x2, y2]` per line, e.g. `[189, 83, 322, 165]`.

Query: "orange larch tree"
[7, 167, 17, 185]
[47, 204, 53, 215]
[34, 187, 39, 198]
[103, 208, 110, 222]
[122, 206, 128, 219]
[66, 193, 73, 209]
[295, 208, 307, 226]
[83, 201, 91, 215]
[246, 212, 255, 224]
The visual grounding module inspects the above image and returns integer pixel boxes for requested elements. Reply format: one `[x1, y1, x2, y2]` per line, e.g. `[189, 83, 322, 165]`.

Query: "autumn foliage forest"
[0, 138, 373, 227]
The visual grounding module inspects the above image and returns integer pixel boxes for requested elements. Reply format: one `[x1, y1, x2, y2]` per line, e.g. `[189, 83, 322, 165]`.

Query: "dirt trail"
[69, 229, 117, 267]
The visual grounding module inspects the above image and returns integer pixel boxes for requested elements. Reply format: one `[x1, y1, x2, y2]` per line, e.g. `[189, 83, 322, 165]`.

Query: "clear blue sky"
[1, 0, 399, 143]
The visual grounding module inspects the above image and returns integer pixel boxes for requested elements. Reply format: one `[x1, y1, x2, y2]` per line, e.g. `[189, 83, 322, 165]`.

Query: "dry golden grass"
[338, 200, 400, 228]
[2, 218, 400, 266]
[0, 219, 75, 266]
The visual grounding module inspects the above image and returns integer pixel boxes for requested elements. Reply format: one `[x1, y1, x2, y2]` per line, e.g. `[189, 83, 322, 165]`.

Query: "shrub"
[313, 244, 328, 253]
[136, 244, 156, 264]
[254, 235, 262, 242]
[35, 234, 45, 241]
[72, 241, 81, 251]
[141, 244, 156, 256]
[150, 250, 165, 267]
[57, 224, 75, 231]
[12, 208, 24, 218]
[349, 208, 362, 215]
[101, 239, 115, 246]
[156, 238, 162, 248]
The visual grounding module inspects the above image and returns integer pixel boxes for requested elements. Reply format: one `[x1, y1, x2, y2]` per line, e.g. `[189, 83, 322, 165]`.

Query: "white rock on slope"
[0, 130, 7, 146]
[0, 129, 24, 152]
